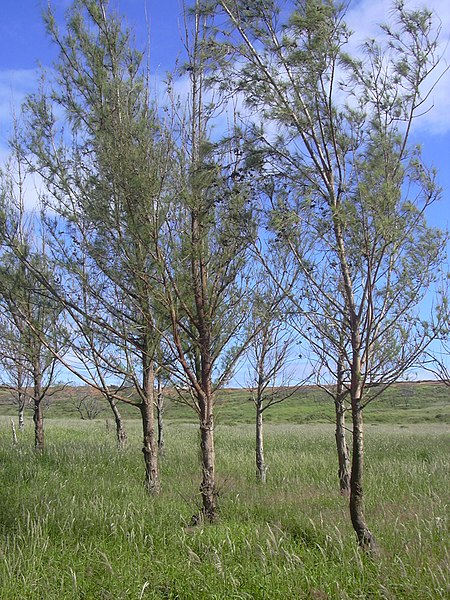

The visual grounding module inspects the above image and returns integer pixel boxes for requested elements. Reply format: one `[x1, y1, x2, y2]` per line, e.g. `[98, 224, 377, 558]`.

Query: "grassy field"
[0, 416, 448, 598]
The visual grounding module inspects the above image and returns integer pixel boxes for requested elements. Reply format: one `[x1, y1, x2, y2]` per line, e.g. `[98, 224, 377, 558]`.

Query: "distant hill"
[0, 380, 449, 425]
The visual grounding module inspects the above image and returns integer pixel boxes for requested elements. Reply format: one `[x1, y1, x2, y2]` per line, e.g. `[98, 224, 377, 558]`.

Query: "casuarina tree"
[18, 0, 173, 490]
[204, 0, 448, 549]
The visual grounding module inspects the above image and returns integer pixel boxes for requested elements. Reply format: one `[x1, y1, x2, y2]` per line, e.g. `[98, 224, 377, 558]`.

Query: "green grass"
[0, 418, 448, 598]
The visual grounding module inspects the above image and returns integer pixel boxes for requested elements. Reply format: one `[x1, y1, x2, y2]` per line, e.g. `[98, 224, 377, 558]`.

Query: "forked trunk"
[33, 399, 44, 452]
[350, 399, 375, 551]
[199, 410, 217, 522]
[335, 397, 350, 495]
[334, 198, 375, 550]
[256, 408, 267, 483]
[106, 395, 127, 449]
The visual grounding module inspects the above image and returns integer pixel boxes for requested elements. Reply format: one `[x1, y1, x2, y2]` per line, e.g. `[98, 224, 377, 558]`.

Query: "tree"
[0, 313, 32, 431]
[66, 292, 128, 448]
[245, 267, 299, 483]
[206, 0, 448, 549]
[18, 0, 173, 490]
[292, 291, 352, 495]
[0, 160, 65, 452]
[72, 389, 105, 420]
[153, 2, 256, 521]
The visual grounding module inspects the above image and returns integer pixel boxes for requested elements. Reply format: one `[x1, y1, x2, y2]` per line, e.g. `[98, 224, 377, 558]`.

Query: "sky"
[0, 0, 449, 222]
[0, 0, 449, 384]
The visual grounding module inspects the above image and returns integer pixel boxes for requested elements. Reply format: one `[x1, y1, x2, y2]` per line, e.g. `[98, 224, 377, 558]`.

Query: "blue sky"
[0, 0, 182, 72]
[0, 0, 183, 158]
[0, 0, 449, 227]
[0, 0, 448, 384]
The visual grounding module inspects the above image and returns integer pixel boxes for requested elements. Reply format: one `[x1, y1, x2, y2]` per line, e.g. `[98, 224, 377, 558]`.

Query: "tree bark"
[106, 395, 127, 449]
[32, 370, 45, 452]
[18, 404, 25, 432]
[349, 398, 375, 551]
[199, 409, 217, 521]
[335, 397, 350, 495]
[140, 399, 159, 494]
[140, 359, 159, 494]
[157, 381, 165, 455]
[256, 408, 267, 483]
[10, 418, 18, 445]
[33, 399, 44, 452]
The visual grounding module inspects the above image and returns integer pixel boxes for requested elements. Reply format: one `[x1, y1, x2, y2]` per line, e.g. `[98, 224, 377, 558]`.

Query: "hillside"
[0, 380, 449, 425]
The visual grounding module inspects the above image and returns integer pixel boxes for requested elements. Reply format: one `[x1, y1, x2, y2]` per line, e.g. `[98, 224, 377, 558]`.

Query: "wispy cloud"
[0, 69, 45, 211]
[0, 68, 40, 149]
[345, 0, 450, 134]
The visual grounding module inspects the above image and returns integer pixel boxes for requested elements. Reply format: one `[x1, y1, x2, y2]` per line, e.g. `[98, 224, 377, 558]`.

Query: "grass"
[0, 418, 448, 599]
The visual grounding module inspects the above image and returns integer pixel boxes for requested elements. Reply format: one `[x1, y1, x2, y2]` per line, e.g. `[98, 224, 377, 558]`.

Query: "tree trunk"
[140, 357, 159, 494]
[32, 371, 45, 452]
[33, 399, 44, 452]
[199, 410, 217, 522]
[107, 395, 127, 449]
[256, 408, 267, 483]
[18, 404, 25, 432]
[349, 398, 375, 551]
[335, 349, 350, 494]
[140, 397, 159, 494]
[335, 397, 350, 495]
[157, 383, 165, 455]
[10, 418, 18, 445]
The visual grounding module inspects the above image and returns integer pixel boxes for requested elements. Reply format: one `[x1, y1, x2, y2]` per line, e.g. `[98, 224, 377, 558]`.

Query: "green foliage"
[17, 0, 176, 396]
[0, 168, 66, 406]
[206, 0, 448, 397]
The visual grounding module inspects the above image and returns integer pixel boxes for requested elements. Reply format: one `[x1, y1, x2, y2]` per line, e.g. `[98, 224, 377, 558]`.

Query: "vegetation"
[1, 380, 448, 425]
[205, 0, 447, 550]
[0, 1, 448, 591]
[0, 157, 66, 451]
[0, 417, 448, 599]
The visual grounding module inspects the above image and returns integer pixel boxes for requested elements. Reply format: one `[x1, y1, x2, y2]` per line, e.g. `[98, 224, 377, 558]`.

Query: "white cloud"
[0, 68, 40, 152]
[0, 69, 44, 211]
[345, 0, 450, 134]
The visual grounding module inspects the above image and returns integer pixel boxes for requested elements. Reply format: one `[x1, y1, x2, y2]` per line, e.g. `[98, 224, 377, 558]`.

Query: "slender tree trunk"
[335, 349, 350, 494]
[140, 358, 159, 494]
[349, 396, 375, 551]
[106, 395, 127, 449]
[10, 418, 18, 445]
[336, 235, 375, 549]
[197, 351, 217, 521]
[18, 403, 25, 432]
[33, 399, 44, 452]
[335, 397, 350, 495]
[157, 380, 165, 455]
[32, 370, 45, 452]
[256, 407, 267, 483]
[140, 399, 159, 493]
[199, 406, 217, 522]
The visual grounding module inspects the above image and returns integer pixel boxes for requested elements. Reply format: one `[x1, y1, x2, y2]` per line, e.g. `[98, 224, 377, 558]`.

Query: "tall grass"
[0, 418, 448, 598]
